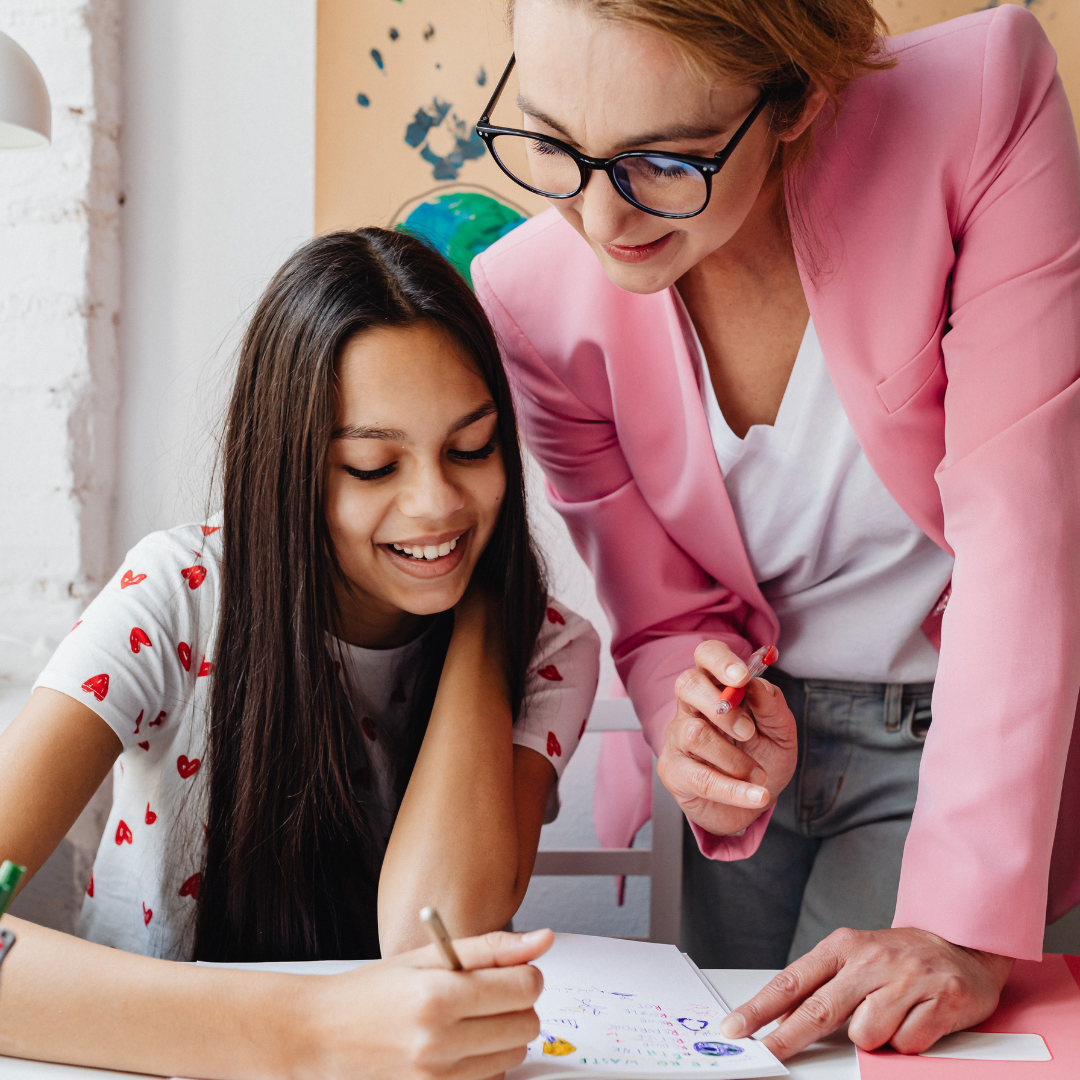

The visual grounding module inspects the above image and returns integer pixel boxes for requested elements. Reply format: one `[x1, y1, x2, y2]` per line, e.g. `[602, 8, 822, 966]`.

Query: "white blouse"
[691, 316, 954, 683]
[34, 519, 600, 959]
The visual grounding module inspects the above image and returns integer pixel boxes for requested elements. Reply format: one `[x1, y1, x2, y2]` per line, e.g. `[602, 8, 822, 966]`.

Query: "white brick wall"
[0, 0, 121, 691]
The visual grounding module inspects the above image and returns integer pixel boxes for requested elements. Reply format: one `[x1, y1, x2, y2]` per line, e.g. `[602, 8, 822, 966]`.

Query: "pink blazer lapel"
[608, 284, 778, 641]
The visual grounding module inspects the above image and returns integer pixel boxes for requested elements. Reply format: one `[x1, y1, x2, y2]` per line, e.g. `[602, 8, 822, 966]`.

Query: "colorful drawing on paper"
[693, 1042, 744, 1057]
[542, 1034, 578, 1056]
[394, 186, 528, 286]
[678, 1017, 709, 1030]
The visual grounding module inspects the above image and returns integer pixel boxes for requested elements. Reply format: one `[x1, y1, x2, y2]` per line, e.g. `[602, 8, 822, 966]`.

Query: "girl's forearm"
[379, 600, 542, 954]
[0, 916, 304, 1079]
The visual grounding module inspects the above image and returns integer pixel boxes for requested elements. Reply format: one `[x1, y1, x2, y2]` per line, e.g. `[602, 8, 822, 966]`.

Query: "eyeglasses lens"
[491, 134, 580, 196]
[611, 156, 708, 216]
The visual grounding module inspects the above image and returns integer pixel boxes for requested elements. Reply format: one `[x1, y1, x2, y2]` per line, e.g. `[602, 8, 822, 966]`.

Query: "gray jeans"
[681, 668, 933, 968]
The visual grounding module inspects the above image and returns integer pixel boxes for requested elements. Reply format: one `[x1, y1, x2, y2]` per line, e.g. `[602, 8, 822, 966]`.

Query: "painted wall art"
[317, 0, 547, 284]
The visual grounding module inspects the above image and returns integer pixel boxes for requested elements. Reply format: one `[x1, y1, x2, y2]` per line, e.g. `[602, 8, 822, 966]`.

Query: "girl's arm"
[378, 592, 553, 955]
[1, 913, 551, 1080]
[0, 688, 552, 1079]
[0, 688, 120, 893]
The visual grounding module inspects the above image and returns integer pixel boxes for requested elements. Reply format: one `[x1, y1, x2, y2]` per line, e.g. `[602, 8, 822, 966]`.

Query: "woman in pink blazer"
[473, 0, 1080, 1062]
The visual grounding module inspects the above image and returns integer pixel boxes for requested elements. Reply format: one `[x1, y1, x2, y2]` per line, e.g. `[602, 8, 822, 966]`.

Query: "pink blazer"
[474, 6, 1080, 961]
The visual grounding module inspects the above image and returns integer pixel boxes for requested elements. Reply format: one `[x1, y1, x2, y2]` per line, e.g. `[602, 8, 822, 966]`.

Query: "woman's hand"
[297, 929, 553, 1080]
[718, 927, 1014, 1060]
[657, 640, 797, 837]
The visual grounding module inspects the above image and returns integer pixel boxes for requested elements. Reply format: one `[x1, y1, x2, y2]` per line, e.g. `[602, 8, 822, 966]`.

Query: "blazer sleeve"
[474, 248, 776, 862]
[893, 6, 1080, 959]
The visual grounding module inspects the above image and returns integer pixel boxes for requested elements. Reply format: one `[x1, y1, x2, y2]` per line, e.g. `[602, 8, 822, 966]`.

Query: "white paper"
[508, 934, 787, 1079]
[919, 1031, 1051, 1061]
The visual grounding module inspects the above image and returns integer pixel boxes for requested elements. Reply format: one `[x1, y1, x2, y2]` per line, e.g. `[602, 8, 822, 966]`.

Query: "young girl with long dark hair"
[0, 228, 599, 1079]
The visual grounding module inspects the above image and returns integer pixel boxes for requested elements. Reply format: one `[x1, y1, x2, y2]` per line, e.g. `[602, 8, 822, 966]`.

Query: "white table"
[0, 967, 857, 1080]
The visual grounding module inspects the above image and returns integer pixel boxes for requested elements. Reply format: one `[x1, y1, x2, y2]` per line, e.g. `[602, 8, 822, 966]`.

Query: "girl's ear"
[777, 84, 828, 144]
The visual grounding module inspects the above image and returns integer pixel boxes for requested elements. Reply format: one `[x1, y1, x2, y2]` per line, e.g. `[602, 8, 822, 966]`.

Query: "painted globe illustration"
[394, 185, 529, 288]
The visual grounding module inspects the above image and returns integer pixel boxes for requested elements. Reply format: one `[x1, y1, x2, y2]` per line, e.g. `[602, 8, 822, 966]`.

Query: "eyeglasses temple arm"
[713, 92, 769, 166]
[478, 54, 517, 126]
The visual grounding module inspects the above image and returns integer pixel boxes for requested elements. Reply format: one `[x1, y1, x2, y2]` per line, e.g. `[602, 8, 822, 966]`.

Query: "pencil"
[419, 906, 463, 970]
[0, 860, 26, 920]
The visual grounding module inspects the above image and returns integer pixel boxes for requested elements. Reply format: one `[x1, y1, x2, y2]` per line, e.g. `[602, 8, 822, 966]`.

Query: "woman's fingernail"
[720, 1014, 746, 1038]
[747, 786, 767, 805]
[725, 663, 747, 684]
[521, 929, 549, 943]
[733, 717, 755, 740]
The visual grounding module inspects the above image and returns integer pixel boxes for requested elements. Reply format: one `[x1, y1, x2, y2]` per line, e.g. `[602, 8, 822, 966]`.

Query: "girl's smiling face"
[325, 321, 506, 646]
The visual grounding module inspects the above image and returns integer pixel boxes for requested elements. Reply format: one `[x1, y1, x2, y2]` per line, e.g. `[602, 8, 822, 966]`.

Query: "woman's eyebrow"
[450, 402, 497, 435]
[516, 95, 730, 152]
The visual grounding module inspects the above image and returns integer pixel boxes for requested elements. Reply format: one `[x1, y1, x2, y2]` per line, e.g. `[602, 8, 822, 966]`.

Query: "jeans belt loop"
[884, 682, 904, 732]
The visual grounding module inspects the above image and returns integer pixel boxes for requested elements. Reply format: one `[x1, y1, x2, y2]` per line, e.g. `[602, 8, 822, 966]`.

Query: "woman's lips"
[381, 532, 468, 579]
[599, 232, 675, 264]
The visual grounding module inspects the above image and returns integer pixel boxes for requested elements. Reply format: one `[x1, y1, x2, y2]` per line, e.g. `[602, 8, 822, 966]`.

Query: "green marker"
[0, 859, 26, 919]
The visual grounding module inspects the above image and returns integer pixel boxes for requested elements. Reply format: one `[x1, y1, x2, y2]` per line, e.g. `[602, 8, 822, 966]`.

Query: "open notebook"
[508, 934, 786, 1079]
[197, 933, 786, 1078]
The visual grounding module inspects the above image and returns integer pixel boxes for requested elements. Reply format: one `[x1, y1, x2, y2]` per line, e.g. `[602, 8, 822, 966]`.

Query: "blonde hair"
[508, 0, 895, 170]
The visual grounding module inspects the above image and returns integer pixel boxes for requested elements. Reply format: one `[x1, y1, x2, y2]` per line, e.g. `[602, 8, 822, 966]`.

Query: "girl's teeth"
[390, 536, 461, 560]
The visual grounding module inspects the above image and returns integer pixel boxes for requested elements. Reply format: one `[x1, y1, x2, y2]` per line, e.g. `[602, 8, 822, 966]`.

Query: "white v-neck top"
[694, 317, 954, 683]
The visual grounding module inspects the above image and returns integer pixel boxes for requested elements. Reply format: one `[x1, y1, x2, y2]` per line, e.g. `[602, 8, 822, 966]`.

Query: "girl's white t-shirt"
[690, 315, 955, 683]
[33, 520, 600, 960]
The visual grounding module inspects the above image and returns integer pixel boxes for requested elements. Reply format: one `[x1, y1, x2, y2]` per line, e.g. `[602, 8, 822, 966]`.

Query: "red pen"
[715, 644, 779, 715]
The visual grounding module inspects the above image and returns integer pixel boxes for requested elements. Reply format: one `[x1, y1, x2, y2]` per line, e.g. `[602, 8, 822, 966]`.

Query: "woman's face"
[512, 0, 782, 294]
[325, 322, 506, 644]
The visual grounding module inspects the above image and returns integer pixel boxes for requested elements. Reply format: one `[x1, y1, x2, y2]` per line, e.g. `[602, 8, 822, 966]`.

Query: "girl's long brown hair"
[193, 229, 547, 961]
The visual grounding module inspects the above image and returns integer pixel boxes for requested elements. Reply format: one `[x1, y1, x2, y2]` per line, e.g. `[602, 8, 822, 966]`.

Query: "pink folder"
[857, 954, 1080, 1076]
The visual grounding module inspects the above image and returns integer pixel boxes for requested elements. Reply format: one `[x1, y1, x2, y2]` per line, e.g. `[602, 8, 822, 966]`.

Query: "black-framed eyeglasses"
[476, 55, 768, 220]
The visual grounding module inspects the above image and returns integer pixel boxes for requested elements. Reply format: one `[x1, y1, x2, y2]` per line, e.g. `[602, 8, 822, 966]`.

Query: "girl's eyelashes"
[345, 462, 397, 481]
[342, 442, 495, 481]
[449, 441, 497, 462]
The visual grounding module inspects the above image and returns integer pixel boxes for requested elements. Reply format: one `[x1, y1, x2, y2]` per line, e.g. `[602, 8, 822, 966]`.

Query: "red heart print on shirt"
[142, 902, 152, 926]
[538, 665, 563, 682]
[546, 606, 566, 625]
[82, 673, 110, 700]
[176, 755, 200, 779]
[71, 620, 82, 632]
[86, 873, 94, 898]
[138, 741, 150, 751]
[130, 627, 152, 653]
[115, 820, 133, 845]
[121, 570, 147, 589]
[178, 642, 192, 671]
[197, 657, 213, 677]
[134, 709, 144, 735]
[200, 525, 220, 536]
[149, 711, 166, 727]
[178, 872, 201, 899]
[547, 731, 562, 757]
[145, 803, 157, 825]
[578, 717, 588, 740]
[181, 565, 207, 590]
[361, 716, 378, 741]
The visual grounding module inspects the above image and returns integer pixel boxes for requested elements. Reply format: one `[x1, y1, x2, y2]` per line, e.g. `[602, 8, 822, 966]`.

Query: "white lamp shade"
[0, 30, 51, 149]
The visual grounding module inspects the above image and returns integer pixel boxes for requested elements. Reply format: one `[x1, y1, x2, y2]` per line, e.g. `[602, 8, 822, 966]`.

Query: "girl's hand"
[657, 640, 798, 837]
[297, 928, 553, 1080]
